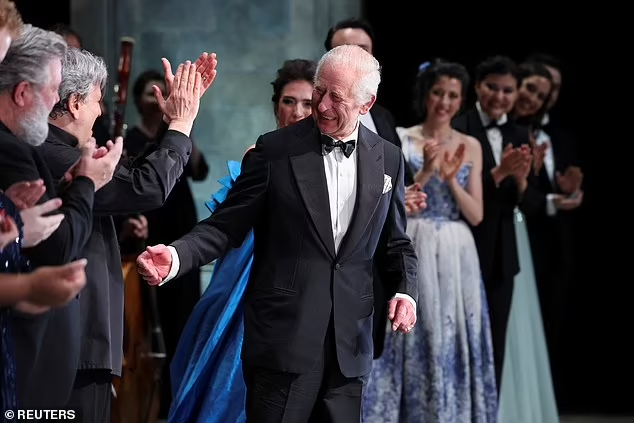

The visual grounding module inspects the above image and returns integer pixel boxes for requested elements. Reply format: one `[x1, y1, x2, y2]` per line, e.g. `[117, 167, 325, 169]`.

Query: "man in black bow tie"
[137, 44, 418, 423]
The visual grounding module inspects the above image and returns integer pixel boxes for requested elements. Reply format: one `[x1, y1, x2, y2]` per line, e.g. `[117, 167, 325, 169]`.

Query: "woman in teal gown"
[498, 61, 559, 423]
[167, 59, 317, 423]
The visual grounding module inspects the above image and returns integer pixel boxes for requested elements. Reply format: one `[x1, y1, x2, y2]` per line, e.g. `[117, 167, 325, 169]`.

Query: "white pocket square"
[383, 174, 392, 194]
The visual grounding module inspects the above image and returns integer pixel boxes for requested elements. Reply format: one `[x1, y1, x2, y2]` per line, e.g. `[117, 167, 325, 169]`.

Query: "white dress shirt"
[161, 122, 416, 311]
[476, 101, 507, 165]
[359, 111, 377, 136]
[535, 122, 558, 216]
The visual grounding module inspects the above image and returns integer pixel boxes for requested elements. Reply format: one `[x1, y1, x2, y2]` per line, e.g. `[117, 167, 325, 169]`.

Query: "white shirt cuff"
[546, 193, 557, 216]
[393, 293, 416, 310]
[159, 246, 181, 286]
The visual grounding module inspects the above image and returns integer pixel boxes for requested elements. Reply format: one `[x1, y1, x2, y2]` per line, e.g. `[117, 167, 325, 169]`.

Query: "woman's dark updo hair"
[413, 59, 470, 121]
[271, 59, 316, 106]
[518, 61, 553, 84]
[516, 61, 554, 128]
[132, 69, 163, 113]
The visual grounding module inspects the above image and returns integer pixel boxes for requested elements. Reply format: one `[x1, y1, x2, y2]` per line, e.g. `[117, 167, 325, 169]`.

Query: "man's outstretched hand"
[137, 244, 173, 285]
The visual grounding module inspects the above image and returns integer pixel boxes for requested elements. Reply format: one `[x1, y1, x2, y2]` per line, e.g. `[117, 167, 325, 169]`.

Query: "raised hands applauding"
[440, 143, 466, 181]
[154, 52, 218, 137]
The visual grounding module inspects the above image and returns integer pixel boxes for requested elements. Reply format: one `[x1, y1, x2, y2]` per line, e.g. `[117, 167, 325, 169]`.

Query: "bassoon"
[111, 37, 167, 423]
[112, 37, 134, 139]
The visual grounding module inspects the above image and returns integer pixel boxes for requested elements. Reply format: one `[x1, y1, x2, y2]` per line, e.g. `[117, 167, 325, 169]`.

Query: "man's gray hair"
[50, 47, 108, 118]
[0, 24, 67, 93]
[314, 44, 381, 105]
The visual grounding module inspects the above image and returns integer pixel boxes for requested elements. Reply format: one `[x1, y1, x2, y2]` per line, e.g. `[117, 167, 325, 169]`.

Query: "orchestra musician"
[37, 44, 217, 421]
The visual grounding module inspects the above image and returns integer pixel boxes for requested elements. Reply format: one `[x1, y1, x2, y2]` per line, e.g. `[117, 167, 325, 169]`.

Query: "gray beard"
[16, 97, 50, 147]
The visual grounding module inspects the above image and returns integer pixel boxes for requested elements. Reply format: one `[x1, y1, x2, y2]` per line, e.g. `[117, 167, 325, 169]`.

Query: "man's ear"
[12, 81, 32, 107]
[359, 94, 376, 115]
[68, 93, 81, 119]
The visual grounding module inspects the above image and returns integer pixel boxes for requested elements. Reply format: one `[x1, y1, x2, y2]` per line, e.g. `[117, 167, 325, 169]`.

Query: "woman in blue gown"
[167, 58, 317, 423]
[497, 61, 559, 423]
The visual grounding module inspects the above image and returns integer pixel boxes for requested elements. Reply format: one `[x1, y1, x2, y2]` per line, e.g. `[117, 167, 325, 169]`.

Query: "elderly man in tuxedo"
[137, 45, 417, 423]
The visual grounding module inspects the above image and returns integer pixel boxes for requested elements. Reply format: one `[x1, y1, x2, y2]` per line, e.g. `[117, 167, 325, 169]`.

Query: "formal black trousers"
[243, 321, 365, 423]
[64, 369, 112, 423]
[484, 276, 515, 390]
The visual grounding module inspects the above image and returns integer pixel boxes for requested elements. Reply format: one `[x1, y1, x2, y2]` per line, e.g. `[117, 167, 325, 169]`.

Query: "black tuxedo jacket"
[523, 120, 578, 296]
[371, 104, 414, 186]
[170, 116, 417, 378]
[453, 108, 541, 287]
[367, 104, 414, 359]
[36, 123, 191, 382]
[0, 122, 95, 407]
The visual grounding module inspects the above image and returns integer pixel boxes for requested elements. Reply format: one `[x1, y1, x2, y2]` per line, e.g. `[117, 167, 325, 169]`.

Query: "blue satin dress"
[168, 161, 250, 423]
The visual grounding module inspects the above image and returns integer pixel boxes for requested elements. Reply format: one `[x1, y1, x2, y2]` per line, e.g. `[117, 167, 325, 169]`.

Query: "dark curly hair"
[270, 59, 316, 107]
[474, 55, 521, 86]
[412, 59, 470, 121]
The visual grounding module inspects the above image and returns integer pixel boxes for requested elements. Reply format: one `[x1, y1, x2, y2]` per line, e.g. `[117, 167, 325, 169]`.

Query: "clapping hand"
[512, 144, 532, 181]
[20, 199, 65, 248]
[3, 179, 45, 210]
[404, 183, 427, 216]
[121, 215, 148, 240]
[556, 166, 583, 194]
[497, 144, 524, 178]
[439, 143, 466, 181]
[162, 52, 217, 98]
[0, 211, 18, 250]
[529, 133, 549, 176]
[64, 137, 123, 191]
[422, 140, 441, 174]
[15, 259, 87, 315]
[154, 62, 202, 136]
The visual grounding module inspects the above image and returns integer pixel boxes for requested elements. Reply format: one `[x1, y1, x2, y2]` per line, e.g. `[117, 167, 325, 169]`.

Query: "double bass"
[110, 37, 167, 423]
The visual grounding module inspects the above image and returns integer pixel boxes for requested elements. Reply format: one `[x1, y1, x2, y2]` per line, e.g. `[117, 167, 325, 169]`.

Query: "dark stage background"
[363, 1, 629, 416]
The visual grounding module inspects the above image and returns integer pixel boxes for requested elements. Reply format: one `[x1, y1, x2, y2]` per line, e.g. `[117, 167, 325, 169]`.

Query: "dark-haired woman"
[363, 61, 497, 422]
[497, 62, 559, 423]
[167, 59, 317, 423]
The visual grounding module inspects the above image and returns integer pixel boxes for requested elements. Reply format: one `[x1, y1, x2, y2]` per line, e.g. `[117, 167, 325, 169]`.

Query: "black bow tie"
[321, 135, 356, 158]
[485, 120, 504, 130]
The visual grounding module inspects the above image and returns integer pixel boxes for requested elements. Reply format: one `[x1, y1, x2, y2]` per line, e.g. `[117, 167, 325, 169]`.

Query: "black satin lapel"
[472, 113, 497, 170]
[338, 129, 383, 261]
[290, 139, 336, 258]
[371, 109, 389, 140]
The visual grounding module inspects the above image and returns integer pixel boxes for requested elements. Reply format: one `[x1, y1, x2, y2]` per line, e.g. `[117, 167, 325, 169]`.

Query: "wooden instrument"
[112, 37, 134, 140]
[111, 37, 167, 423]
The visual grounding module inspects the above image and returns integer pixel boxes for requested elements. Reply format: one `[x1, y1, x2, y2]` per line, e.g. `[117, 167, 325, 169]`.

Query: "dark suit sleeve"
[171, 137, 269, 277]
[518, 166, 547, 217]
[374, 152, 418, 303]
[93, 130, 192, 216]
[30, 177, 95, 266]
[0, 144, 95, 266]
[482, 170, 519, 210]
